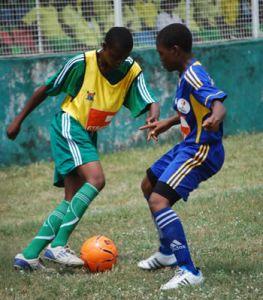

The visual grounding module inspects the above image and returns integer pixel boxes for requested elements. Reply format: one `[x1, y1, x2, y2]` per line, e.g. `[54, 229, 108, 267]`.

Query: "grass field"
[0, 133, 262, 300]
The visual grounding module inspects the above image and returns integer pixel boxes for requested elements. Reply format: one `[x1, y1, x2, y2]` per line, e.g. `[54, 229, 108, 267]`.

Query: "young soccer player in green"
[138, 23, 227, 290]
[7, 27, 159, 271]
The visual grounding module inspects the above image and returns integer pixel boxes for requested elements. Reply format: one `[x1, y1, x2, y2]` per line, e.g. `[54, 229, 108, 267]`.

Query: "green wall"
[1, 39, 263, 166]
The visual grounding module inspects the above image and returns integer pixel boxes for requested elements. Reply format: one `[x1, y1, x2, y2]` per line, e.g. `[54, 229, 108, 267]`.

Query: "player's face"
[102, 44, 130, 71]
[156, 43, 179, 72]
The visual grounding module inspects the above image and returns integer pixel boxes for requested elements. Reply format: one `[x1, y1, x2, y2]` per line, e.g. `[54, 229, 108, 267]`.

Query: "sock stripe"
[47, 218, 55, 235]
[60, 201, 79, 228]
[155, 210, 176, 222]
[34, 235, 55, 240]
[159, 217, 179, 229]
[77, 193, 91, 205]
[84, 182, 99, 194]
[78, 191, 90, 199]
[157, 213, 178, 227]
[52, 211, 65, 220]
[60, 217, 79, 228]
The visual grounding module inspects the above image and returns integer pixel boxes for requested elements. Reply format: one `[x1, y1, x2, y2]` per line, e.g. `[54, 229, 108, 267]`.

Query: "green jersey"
[45, 52, 158, 118]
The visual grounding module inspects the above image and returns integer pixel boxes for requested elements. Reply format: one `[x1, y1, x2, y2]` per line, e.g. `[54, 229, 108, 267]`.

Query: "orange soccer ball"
[80, 235, 118, 272]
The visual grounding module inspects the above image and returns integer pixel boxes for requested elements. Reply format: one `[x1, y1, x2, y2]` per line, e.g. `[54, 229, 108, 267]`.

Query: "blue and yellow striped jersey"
[174, 58, 227, 144]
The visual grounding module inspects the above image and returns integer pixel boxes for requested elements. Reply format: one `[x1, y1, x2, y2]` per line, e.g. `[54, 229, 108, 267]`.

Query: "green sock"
[23, 200, 69, 259]
[51, 183, 98, 248]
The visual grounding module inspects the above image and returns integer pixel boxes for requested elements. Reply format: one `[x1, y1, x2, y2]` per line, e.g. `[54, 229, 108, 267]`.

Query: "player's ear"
[171, 45, 180, 56]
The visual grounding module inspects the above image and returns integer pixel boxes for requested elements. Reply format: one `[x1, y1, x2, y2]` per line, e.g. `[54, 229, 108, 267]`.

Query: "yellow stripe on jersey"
[168, 145, 210, 189]
[189, 94, 211, 143]
[193, 61, 201, 66]
[61, 50, 141, 130]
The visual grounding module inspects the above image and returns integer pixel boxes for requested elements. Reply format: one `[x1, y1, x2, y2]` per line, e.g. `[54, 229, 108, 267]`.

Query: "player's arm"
[202, 100, 226, 132]
[123, 72, 160, 121]
[147, 102, 160, 124]
[7, 54, 85, 140]
[185, 64, 227, 132]
[139, 114, 180, 141]
[6, 85, 49, 140]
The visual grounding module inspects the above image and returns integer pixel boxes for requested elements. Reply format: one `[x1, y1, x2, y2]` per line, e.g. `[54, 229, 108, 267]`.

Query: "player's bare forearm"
[140, 114, 180, 141]
[146, 102, 160, 124]
[211, 100, 226, 122]
[167, 114, 180, 127]
[6, 85, 49, 140]
[202, 100, 226, 132]
[15, 85, 49, 123]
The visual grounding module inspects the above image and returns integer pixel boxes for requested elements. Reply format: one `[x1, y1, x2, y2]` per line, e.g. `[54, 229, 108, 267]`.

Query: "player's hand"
[139, 119, 171, 142]
[6, 119, 21, 140]
[145, 116, 157, 142]
[202, 115, 220, 132]
[146, 115, 157, 124]
[146, 103, 160, 124]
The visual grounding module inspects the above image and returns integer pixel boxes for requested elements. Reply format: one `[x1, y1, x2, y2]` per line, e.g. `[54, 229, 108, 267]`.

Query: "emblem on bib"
[86, 91, 95, 101]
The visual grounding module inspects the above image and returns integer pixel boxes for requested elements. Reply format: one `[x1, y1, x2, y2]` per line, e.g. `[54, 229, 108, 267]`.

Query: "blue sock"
[153, 218, 173, 255]
[153, 207, 198, 275]
[145, 194, 173, 255]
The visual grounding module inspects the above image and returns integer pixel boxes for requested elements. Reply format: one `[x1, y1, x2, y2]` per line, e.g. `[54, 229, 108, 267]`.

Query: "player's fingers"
[202, 120, 211, 128]
[147, 130, 159, 142]
[146, 117, 154, 124]
[147, 131, 152, 141]
[139, 124, 156, 130]
[152, 135, 158, 142]
[6, 131, 16, 140]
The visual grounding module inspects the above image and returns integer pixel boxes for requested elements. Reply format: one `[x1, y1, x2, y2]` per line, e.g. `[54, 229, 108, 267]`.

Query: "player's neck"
[96, 51, 111, 75]
[179, 54, 193, 74]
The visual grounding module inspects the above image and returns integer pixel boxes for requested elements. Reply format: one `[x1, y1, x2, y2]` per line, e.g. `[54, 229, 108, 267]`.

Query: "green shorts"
[50, 111, 99, 187]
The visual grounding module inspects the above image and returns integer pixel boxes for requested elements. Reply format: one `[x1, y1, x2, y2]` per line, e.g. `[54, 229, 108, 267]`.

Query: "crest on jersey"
[177, 98, 190, 114]
[86, 91, 95, 101]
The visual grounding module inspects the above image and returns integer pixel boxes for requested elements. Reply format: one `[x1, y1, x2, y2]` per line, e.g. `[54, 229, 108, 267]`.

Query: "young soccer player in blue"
[138, 23, 227, 290]
[6, 27, 159, 271]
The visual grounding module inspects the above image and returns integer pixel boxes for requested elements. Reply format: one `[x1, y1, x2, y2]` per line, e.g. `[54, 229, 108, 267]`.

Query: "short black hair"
[105, 27, 133, 52]
[157, 23, 192, 53]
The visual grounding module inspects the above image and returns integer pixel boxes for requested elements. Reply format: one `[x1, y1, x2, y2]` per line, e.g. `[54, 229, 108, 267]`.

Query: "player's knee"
[141, 176, 153, 199]
[87, 174, 105, 191]
[148, 193, 170, 213]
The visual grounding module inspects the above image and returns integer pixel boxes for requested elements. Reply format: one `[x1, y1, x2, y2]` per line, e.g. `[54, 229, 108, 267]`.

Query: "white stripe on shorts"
[61, 113, 82, 166]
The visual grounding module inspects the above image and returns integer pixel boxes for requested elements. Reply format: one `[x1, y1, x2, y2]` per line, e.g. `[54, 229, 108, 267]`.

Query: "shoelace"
[64, 244, 76, 255]
[35, 258, 46, 269]
[35, 258, 56, 273]
[174, 268, 185, 277]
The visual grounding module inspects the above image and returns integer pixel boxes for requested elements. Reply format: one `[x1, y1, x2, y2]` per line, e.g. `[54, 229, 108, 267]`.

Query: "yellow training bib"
[61, 50, 141, 131]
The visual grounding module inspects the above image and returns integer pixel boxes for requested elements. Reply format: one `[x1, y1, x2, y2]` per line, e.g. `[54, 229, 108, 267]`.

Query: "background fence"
[0, 0, 263, 56]
[1, 39, 263, 165]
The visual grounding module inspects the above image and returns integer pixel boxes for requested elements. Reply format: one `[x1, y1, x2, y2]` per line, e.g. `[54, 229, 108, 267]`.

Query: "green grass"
[0, 133, 262, 300]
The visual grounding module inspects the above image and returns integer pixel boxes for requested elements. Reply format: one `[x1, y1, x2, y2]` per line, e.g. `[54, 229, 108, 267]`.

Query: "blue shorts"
[149, 142, 224, 201]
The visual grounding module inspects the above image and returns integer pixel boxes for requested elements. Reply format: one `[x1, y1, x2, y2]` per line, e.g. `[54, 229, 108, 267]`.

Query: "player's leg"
[149, 143, 224, 289]
[14, 172, 86, 271]
[148, 145, 208, 288]
[138, 147, 180, 270]
[138, 179, 179, 270]
[148, 191, 203, 290]
[51, 161, 104, 248]
[44, 161, 104, 266]
[144, 186, 204, 289]
[14, 198, 71, 270]
[44, 112, 102, 265]
[64, 171, 86, 201]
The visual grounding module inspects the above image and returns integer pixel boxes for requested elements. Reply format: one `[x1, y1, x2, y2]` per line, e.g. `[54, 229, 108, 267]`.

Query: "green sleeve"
[123, 72, 158, 118]
[45, 54, 85, 97]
